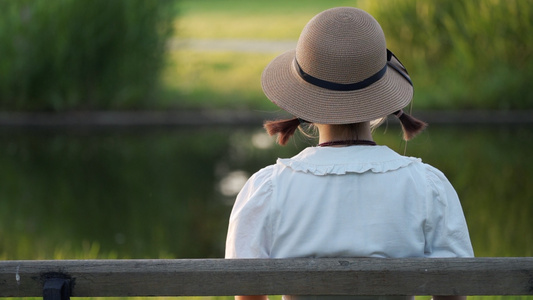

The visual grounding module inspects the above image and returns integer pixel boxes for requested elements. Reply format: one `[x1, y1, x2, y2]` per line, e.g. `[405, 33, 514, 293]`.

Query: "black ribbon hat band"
[295, 49, 412, 91]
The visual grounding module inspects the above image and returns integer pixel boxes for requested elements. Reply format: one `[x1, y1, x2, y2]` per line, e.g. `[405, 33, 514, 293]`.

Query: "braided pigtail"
[264, 118, 304, 146]
[393, 110, 428, 140]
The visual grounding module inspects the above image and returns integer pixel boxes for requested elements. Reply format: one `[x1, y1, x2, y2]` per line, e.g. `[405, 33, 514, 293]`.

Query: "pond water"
[1, 124, 532, 260]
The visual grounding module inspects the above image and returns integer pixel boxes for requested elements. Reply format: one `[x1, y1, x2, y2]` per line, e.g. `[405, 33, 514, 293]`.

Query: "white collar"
[277, 145, 420, 175]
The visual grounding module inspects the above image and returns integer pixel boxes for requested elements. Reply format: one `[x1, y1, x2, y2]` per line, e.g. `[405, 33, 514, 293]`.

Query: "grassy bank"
[162, 0, 533, 111]
[175, 0, 357, 39]
[1, 0, 531, 111]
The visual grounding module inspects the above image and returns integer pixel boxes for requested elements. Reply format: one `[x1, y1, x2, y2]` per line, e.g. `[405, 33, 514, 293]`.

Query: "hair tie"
[393, 110, 404, 118]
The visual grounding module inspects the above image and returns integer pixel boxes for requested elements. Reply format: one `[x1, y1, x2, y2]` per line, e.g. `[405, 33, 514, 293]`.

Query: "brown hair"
[264, 111, 427, 146]
[393, 110, 428, 140]
[264, 118, 302, 146]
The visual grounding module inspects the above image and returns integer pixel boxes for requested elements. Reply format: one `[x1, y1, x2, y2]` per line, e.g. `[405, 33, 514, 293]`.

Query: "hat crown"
[295, 7, 387, 84]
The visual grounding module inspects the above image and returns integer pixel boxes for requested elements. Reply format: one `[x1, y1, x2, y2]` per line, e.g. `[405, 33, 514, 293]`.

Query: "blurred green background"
[1, 1, 532, 300]
[1, 0, 532, 111]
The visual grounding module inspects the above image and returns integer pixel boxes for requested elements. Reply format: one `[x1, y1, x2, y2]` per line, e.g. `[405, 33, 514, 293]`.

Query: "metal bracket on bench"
[43, 278, 71, 300]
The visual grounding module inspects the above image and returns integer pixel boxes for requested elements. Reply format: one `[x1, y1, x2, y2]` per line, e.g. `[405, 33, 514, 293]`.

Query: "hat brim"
[261, 50, 414, 124]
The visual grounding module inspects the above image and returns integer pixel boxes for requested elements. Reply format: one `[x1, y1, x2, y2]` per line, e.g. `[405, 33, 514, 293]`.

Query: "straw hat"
[261, 7, 414, 124]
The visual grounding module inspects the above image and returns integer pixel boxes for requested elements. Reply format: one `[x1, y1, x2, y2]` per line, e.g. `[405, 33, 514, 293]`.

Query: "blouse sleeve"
[225, 166, 274, 258]
[424, 165, 474, 258]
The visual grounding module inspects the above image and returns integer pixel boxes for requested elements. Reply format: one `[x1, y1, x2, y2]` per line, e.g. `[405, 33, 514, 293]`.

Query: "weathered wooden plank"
[1, 258, 532, 297]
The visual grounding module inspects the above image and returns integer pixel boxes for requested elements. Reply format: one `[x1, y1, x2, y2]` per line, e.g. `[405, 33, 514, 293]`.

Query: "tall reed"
[362, 0, 533, 109]
[0, 0, 176, 111]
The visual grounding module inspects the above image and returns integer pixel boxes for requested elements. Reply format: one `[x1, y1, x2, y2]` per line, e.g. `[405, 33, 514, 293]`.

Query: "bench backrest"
[1, 258, 532, 298]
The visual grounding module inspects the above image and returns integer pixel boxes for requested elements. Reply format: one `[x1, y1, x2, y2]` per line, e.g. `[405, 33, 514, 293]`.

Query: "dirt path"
[167, 38, 297, 53]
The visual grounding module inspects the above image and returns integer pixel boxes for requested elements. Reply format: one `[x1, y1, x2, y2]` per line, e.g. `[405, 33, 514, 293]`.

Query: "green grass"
[161, 0, 533, 111]
[161, 0, 364, 109]
[2, 0, 531, 111]
[161, 50, 279, 110]
[175, 0, 359, 39]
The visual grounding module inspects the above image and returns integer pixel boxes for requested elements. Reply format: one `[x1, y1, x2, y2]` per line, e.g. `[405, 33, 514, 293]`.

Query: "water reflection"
[1, 125, 532, 260]
[219, 170, 250, 197]
[251, 131, 276, 149]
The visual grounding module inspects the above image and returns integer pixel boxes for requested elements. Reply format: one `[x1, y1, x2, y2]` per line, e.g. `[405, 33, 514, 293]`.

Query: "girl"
[225, 7, 474, 300]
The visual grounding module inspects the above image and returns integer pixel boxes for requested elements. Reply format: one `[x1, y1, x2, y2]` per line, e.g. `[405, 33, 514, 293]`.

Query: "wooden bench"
[1, 258, 532, 299]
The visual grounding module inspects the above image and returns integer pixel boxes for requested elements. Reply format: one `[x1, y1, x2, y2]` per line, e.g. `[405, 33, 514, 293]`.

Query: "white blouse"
[225, 145, 474, 259]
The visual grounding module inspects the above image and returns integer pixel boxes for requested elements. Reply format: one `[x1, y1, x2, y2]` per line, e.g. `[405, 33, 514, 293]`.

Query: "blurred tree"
[0, 0, 177, 111]
[363, 0, 533, 109]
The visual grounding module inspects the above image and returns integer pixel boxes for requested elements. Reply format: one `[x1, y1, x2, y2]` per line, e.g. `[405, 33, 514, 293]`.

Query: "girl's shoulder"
[241, 164, 277, 191]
